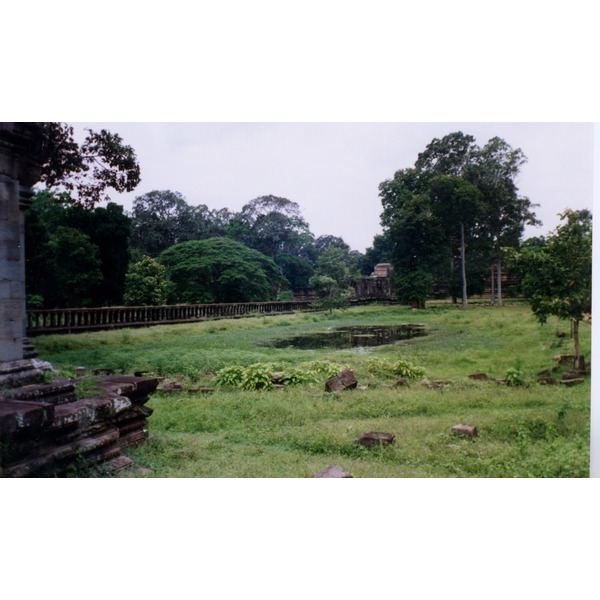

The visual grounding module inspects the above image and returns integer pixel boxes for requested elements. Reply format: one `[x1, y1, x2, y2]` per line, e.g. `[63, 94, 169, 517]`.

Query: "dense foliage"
[123, 256, 170, 306]
[38, 123, 140, 208]
[379, 131, 539, 307]
[158, 237, 288, 303]
[25, 191, 131, 307]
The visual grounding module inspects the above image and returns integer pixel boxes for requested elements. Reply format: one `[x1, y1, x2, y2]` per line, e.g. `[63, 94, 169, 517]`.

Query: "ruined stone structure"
[353, 263, 394, 300]
[1, 123, 158, 477]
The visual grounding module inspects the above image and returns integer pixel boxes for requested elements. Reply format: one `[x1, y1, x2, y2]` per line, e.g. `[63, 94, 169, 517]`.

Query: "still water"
[259, 324, 426, 350]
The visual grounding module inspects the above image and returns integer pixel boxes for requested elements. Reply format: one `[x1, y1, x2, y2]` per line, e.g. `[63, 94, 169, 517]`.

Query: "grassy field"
[34, 301, 592, 477]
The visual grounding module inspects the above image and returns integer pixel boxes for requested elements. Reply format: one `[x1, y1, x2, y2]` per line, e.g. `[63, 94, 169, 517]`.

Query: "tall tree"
[228, 195, 314, 260]
[379, 132, 538, 307]
[158, 238, 287, 304]
[464, 137, 540, 305]
[507, 209, 592, 369]
[428, 176, 484, 308]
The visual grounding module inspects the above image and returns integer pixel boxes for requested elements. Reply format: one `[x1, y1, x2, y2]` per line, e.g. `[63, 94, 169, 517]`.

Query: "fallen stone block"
[325, 369, 358, 392]
[560, 378, 584, 386]
[468, 373, 489, 381]
[394, 378, 409, 387]
[554, 354, 575, 364]
[537, 376, 557, 385]
[313, 465, 353, 478]
[357, 431, 395, 448]
[451, 424, 478, 437]
[421, 379, 444, 389]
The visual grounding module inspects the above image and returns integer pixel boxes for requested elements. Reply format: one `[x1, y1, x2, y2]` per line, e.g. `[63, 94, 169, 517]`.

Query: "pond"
[259, 324, 427, 350]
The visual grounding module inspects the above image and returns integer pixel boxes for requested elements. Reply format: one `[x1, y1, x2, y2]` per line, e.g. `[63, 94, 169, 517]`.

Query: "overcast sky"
[69, 122, 593, 253]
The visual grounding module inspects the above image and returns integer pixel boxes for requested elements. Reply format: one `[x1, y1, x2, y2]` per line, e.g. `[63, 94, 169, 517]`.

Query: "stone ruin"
[353, 263, 394, 300]
[0, 123, 158, 477]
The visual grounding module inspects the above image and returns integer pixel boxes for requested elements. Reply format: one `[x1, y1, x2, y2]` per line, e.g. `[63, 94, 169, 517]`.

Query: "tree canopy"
[379, 131, 538, 307]
[25, 191, 131, 307]
[38, 123, 140, 208]
[158, 238, 288, 304]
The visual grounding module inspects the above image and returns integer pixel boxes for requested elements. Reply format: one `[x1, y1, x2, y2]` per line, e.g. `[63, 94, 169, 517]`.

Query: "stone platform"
[0, 374, 158, 477]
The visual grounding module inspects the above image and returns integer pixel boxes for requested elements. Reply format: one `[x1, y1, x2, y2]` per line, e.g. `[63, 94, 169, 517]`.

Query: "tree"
[46, 226, 103, 307]
[428, 176, 484, 308]
[308, 245, 356, 313]
[507, 209, 592, 370]
[379, 132, 538, 307]
[25, 191, 132, 307]
[123, 256, 170, 306]
[464, 137, 540, 305]
[228, 195, 314, 261]
[158, 238, 287, 304]
[38, 123, 140, 208]
[129, 190, 198, 257]
[359, 233, 393, 275]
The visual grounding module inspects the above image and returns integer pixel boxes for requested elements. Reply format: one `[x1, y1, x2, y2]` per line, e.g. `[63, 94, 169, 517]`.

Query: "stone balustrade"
[26, 301, 315, 335]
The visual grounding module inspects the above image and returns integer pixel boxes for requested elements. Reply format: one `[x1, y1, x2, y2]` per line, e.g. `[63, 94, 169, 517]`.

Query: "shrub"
[505, 367, 525, 387]
[367, 357, 425, 380]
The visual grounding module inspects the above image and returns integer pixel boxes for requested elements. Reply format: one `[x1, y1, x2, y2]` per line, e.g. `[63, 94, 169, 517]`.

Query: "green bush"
[367, 357, 425, 380]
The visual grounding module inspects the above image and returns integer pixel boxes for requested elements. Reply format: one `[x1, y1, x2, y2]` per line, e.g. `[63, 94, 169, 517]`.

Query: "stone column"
[0, 123, 52, 386]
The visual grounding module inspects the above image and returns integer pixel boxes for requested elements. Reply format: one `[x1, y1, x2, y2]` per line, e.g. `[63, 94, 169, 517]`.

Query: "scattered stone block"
[562, 371, 582, 381]
[560, 378, 584, 386]
[271, 371, 285, 383]
[157, 380, 184, 392]
[421, 379, 444, 389]
[357, 431, 395, 447]
[313, 465, 353, 478]
[75, 366, 87, 377]
[537, 369, 552, 377]
[537, 376, 557, 385]
[451, 424, 478, 437]
[394, 378, 409, 387]
[468, 373, 489, 381]
[93, 368, 115, 376]
[325, 369, 358, 392]
[357, 385, 369, 391]
[554, 354, 575, 364]
[188, 386, 216, 394]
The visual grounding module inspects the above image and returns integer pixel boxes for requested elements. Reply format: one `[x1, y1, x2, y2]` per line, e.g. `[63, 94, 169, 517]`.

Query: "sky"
[69, 122, 594, 253]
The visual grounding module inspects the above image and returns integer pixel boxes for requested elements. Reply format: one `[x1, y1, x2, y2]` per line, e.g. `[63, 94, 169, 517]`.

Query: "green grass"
[33, 302, 591, 477]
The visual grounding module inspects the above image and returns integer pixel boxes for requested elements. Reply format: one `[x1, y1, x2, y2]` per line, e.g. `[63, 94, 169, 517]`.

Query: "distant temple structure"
[293, 263, 395, 303]
[353, 263, 394, 300]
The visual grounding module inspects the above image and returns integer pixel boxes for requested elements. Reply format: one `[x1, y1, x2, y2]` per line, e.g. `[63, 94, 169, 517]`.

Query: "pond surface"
[259, 324, 426, 350]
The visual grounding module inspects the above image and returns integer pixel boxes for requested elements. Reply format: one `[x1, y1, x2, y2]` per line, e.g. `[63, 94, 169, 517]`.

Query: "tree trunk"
[490, 264, 495, 305]
[496, 259, 502, 307]
[461, 223, 467, 308]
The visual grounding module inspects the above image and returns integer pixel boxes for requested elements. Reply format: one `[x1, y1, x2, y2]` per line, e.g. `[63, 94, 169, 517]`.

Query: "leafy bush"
[505, 367, 525, 387]
[213, 366, 245, 388]
[213, 360, 347, 391]
[367, 357, 425, 380]
[299, 360, 345, 380]
[239, 363, 274, 391]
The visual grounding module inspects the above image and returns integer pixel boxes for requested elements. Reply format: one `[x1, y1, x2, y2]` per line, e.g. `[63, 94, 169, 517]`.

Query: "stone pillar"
[0, 123, 52, 385]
